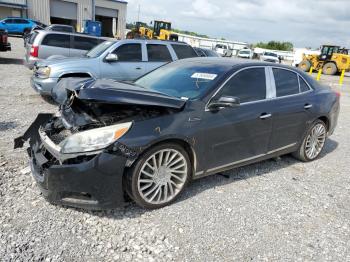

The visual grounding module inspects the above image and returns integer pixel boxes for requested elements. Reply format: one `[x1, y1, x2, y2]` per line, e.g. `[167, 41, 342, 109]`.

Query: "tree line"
[255, 41, 294, 51]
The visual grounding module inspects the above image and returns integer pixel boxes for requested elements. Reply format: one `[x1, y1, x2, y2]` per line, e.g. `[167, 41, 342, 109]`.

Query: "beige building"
[0, 0, 127, 38]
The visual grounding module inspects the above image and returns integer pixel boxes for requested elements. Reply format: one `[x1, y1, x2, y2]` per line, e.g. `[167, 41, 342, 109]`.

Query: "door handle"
[304, 104, 313, 109]
[260, 113, 272, 119]
[135, 67, 142, 70]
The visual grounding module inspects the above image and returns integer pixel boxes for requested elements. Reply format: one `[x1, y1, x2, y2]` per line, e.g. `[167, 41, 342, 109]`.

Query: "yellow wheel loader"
[126, 20, 178, 41]
[298, 45, 350, 75]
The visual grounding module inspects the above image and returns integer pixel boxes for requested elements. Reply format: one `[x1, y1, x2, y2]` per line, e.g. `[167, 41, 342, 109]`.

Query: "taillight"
[30, 46, 39, 57]
[2, 34, 7, 43]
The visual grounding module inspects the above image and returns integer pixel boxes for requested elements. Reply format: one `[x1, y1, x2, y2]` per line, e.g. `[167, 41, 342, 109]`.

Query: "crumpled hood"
[53, 77, 186, 109]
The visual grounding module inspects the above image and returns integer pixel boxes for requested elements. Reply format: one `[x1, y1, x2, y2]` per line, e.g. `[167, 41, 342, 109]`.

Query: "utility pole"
[92, 0, 95, 21]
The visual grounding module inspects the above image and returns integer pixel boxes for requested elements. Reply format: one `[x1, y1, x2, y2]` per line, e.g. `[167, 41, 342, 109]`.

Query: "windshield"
[134, 62, 231, 99]
[203, 49, 219, 57]
[264, 52, 277, 57]
[239, 50, 250, 54]
[86, 41, 114, 58]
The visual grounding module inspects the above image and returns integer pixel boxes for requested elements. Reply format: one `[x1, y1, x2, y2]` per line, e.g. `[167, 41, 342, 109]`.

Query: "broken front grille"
[48, 129, 73, 145]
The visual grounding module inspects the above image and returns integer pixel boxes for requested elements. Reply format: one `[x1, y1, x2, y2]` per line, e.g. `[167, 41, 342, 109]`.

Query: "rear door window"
[299, 76, 311, 93]
[146, 44, 172, 62]
[73, 36, 99, 50]
[273, 68, 299, 97]
[112, 44, 142, 61]
[41, 34, 70, 48]
[218, 68, 266, 103]
[171, 44, 198, 59]
[16, 19, 29, 24]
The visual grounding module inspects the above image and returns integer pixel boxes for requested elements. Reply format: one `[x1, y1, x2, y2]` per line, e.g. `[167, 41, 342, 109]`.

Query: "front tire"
[298, 60, 311, 72]
[322, 62, 337, 75]
[293, 120, 327, 162]
[127, 143, 191, 209]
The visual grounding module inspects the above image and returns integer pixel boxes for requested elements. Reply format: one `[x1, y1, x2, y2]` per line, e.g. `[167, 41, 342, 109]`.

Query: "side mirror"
[208, 96, 240, 110]
[105, 53, 119, 62]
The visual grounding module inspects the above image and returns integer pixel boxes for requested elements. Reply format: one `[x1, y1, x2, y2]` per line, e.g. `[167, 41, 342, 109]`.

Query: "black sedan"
[15, 58, 340, 209]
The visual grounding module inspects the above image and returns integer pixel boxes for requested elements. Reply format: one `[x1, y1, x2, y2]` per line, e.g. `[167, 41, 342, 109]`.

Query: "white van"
[237, 49, 253, 59]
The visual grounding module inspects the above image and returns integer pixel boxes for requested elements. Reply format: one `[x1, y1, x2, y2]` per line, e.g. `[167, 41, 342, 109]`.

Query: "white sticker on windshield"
[191, 73, 217, 80]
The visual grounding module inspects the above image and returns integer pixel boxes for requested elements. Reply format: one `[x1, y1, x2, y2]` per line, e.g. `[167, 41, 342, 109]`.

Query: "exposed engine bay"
[60, 92, 177, 132]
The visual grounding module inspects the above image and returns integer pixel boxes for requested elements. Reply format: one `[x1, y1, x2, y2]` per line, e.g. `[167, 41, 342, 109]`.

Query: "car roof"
[47, 24, 73, 28]
[118, 39, 190, 45]
[35, 30, 103, 38]
[175, 57, 300, 70]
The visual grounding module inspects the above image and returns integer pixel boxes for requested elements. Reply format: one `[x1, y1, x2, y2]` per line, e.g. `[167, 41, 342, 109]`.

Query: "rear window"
[273, 68, 299, 97]
[171, 44, 198, 59]
[54, 26, 74, 32]
[28, 31, 39, 44]
[265, 52, 277, 57]
[73, 36, 99, 50]
[41, 34, 70, 48]
[147, 44, 172, 62]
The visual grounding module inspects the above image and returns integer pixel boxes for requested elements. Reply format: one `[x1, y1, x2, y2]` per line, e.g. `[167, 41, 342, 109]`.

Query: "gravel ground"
[1, 37, 350, 261]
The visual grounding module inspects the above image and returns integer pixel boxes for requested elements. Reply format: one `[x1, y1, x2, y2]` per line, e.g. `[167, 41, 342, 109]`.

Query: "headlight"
[60, 122, 132, 154]
[36, 66, 51, 79]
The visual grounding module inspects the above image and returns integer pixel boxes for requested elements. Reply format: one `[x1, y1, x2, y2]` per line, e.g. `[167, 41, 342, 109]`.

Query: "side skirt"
[193, 143, 298, 179]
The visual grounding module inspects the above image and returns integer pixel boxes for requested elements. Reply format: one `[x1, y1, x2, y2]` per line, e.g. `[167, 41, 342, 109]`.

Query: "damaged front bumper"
[15, 114, 130, 210]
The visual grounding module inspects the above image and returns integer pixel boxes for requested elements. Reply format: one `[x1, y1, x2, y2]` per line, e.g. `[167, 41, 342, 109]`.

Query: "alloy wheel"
[305, 123, 326, 159]
[137, 149, 188, 205]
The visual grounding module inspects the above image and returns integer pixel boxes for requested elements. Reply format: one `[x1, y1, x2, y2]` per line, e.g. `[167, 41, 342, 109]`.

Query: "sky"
[125, 0, 350, 48]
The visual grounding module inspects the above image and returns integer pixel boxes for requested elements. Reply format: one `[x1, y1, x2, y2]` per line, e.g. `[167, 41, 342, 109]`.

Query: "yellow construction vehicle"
[126, 20, 178, 41]
[151, 20, 178, 41]
[298, 45, 350, 75]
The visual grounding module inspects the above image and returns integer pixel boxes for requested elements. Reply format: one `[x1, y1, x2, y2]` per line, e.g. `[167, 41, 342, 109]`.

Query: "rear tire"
[298, 60, 311, 72]
[292, 120, 327, 162]
[322, 62, 337, 75]
[126, 143, 191, 209]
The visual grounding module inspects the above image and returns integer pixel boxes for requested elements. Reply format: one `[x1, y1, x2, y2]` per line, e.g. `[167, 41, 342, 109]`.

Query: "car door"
[39, 33, 70, 59]
[268, 67, 314, 151]
[70, 35, 99, 57]
[16, 19, 30, 33]
[100, 43, 145, 81]
[145, 43, 173, 73]
[3, 19, 16, 33]
[201, 67, 274, 171]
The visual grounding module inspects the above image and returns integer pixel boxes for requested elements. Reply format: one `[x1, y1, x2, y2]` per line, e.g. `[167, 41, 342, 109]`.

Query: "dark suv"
[0, 29, 11, 52]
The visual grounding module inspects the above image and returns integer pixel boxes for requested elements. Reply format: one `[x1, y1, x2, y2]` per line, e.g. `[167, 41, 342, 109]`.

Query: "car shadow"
[68, 138, 338, 219]
[0, 57, 23, 65]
